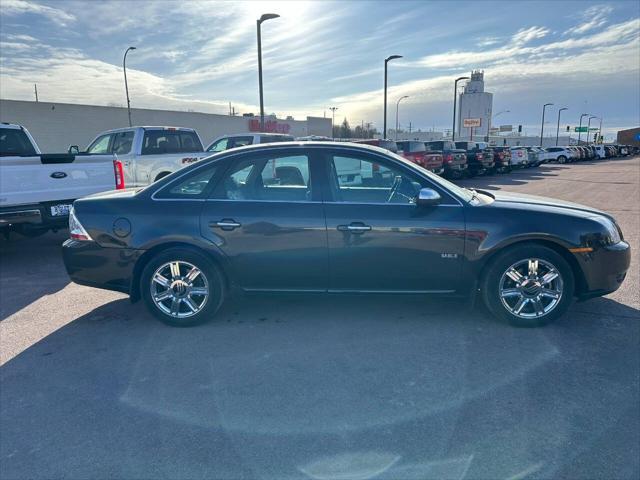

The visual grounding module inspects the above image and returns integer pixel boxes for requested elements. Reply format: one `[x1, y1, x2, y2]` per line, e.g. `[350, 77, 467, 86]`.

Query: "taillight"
[113, 159, 125, 190]
[445, 154, 453, 163]
[69, 206, 93, 241]
[477, 153, 483, 160]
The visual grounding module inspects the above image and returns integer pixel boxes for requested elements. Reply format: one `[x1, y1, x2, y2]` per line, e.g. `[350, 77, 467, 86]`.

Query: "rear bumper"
[576, 241, 631, 299]
[62, 239, 142, 295]
[0, 201, 73, 229]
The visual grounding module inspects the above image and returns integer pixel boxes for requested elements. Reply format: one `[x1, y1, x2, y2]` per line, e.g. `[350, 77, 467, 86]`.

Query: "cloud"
[1, 0, 75, 26]
[564, 4, 614, 35]
[512, 26, 550, 45]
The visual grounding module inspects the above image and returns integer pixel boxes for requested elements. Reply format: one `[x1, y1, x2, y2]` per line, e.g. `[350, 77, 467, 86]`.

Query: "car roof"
[206, 141, 395, 156]
[0, 123, 24, 130]
[99, 126, 198, 134]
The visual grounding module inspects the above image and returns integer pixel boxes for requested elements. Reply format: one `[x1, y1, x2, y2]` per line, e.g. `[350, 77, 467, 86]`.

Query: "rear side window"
[0, 128, 37, 156]
[141, 130, 203, 155]
[111, 131, 134, 155]
[156, 163, 220, 199]
[229, 136, 254, 148]
[207, 138, 229, 152]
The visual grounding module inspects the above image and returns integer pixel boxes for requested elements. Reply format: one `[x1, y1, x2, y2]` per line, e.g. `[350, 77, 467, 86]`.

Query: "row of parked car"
[355, 139, 636, 179]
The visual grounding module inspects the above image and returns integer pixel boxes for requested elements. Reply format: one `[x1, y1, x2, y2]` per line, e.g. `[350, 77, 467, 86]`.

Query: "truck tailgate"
[0, 155, 115, 207]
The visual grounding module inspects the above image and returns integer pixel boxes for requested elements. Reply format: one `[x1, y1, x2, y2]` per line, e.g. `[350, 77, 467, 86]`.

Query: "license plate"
[50, 204, 72, 217]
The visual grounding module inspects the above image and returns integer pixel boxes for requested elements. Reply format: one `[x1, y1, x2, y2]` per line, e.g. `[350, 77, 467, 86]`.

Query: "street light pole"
[329, 106, 338, 139]
[587, 116, 598, 145]
[383, 55, 402, 139]
[540, 103, 553, 146]
[123, 46, 136, 127]
[577, 113, 588, 144]
[598, 117, 603, 144]
[395, 95, 409, 140]
[556, 107, 568, 146]
[257, 13, 280, 132]
[452, 76, 469, 141]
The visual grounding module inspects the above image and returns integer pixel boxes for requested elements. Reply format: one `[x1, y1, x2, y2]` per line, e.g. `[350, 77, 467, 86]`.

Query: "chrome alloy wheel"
[499, 258, 563, 319]
[150, 261, 209, 318]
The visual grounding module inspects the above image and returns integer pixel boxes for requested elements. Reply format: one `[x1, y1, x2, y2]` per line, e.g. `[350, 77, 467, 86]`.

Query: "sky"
[0, 0, 639, 139]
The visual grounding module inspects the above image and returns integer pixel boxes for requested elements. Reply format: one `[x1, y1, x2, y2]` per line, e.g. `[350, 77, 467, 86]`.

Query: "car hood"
[484, 190, 611, 219]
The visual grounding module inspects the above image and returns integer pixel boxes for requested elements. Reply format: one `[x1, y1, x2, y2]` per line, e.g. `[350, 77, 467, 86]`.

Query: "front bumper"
[576, 241, 631, 299]
[62, 239, 143, 295]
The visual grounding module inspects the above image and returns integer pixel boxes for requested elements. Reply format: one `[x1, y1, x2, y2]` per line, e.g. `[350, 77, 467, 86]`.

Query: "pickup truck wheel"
[154, 172, 171, 182]
[481, 245, 574, 327]
[141, 248, 225, 327]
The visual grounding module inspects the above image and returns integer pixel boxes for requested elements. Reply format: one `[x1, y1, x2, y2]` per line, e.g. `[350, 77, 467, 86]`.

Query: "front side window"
[215, 154, 311, 202]
[330, 154, 422, 204]
[87, 134, 112, 154]
[207, 138, 228, 152]
[229, 137, 254, 148]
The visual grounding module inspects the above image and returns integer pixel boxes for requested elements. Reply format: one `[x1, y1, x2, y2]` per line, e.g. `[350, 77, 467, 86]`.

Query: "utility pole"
[329, 107, 338, 139]
[123, 46, 136, 127]
[452, 76, 469, 141]
[383, 55, 402, 139]
[555, 107, 567, 146]
[34, 84, 38, 102]
[540, 103, 553, 147]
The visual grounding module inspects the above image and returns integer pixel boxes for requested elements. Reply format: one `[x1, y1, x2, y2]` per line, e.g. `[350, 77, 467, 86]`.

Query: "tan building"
[616, 127, 640, 147]
[0, 99, 332, 152]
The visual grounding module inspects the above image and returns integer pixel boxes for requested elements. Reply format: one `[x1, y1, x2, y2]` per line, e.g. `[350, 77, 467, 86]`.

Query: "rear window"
[141, 130, 203, 155]
[0, 128, 37, 156]
[397, 141, 425, 153]
[426, 141, 455, 151]
[378, 140, 398, 153]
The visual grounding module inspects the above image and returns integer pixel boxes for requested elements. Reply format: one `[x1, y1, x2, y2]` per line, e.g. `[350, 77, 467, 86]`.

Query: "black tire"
[481, 244, 575, 327]
[557, 155, 566, 164]
[140, 247, 225, 327]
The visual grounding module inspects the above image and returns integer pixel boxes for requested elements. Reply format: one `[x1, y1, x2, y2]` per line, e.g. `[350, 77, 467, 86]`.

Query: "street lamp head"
[456, 76, 470, 81]
[259, 13, 280, 23]
[385, 55, 403, 62]
[128, 46, 136, 50]
[544, 103, 554, 107]
[559, 107, 568, 112]
[589, 115, 598, 120]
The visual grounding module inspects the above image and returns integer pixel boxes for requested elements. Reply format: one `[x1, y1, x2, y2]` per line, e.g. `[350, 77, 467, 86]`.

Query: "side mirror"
[68, 145, 79, 155]
[416, 188, 441, 207]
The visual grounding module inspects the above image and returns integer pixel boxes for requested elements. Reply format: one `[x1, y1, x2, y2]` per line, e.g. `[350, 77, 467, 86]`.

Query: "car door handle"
[338, 223, 371, 234]
[210, 219, 241, 231]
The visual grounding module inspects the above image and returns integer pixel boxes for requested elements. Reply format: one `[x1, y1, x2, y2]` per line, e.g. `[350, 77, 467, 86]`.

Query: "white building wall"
[457, 71, 493, 140]
[0, 100, 331, 152]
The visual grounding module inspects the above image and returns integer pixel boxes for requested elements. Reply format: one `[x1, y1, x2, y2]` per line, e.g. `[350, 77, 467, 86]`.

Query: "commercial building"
[0, 99, 332, 152]
[390, 130, 444, 142]
[616, 127, 640, 147]
[457, 71, 493, 140]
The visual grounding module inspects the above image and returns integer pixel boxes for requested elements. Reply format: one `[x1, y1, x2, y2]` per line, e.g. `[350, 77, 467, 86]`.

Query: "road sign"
[463, 118, 482, 128]
[574, 126, 588, 133]
[489, 127, 500, 134]
[499, 124, 512, 132]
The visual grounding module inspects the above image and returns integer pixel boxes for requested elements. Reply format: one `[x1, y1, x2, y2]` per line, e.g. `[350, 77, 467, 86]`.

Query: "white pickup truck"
[0, 123, 122, 236]
[85, 126, 208, 187]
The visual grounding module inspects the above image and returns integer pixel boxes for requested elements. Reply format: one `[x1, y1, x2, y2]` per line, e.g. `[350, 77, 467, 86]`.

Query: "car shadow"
[0, 230, 70, 320]
[1, 293, 638, 479]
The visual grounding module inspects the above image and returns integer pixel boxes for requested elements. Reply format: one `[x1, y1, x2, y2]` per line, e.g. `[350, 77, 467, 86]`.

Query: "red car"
[396, 141, 444, 175]
[355, 139, 399, 153]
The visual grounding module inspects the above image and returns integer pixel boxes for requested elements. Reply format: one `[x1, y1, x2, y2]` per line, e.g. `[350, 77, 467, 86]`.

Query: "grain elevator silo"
[457, 71, 493, 140]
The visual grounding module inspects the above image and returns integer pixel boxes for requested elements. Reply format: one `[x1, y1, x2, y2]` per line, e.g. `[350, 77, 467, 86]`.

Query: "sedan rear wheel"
[141, 248, 224, 326]
[481, 245, 574, 327]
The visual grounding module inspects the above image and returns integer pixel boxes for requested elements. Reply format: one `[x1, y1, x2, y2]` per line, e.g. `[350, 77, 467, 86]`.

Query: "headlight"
[593, 216, 622, 245]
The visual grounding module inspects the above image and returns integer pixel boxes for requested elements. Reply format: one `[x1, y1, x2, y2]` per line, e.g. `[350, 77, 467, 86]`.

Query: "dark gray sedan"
[62, 142, 630, 327]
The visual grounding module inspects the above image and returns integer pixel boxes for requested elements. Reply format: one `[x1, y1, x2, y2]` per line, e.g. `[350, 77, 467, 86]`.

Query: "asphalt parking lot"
[1, 157, 638, 480]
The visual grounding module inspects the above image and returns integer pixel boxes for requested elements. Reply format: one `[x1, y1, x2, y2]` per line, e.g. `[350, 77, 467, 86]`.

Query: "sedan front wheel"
[481, 245, 575, 326]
